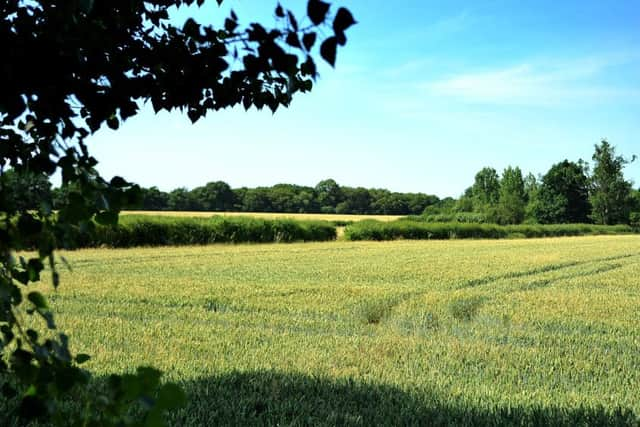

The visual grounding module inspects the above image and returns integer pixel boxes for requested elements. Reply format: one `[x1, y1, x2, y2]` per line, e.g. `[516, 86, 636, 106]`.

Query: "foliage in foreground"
[36, 237, 640, 425]
[344, 220, 636, 241]
[1, 0, 354, 424]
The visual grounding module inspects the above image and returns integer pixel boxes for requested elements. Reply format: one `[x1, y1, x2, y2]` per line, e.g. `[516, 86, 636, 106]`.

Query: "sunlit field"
[44, 236, 640, 425]
[121, 210, 403, 222]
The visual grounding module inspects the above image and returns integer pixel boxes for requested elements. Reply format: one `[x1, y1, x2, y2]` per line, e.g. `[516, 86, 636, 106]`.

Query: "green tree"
[240, 187, 273, 212]
[191, 181, 236, 211]
[315, 179, 343, 213]
[471, 167, 500, 209]
[336, 187, 371, 214]
[168, 187, 202, 211]
[140, 186, 171, 210]
[1, 0, 354, 424]
[534, 160, 591, 223]
[589, 140, 636, 225]
[523, 172, 540, 223]
[0, 169, 52, 212]
[498, 166, 526, 224]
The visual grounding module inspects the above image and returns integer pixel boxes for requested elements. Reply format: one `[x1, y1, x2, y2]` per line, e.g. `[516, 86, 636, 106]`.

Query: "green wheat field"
[41, 235, 640, 425]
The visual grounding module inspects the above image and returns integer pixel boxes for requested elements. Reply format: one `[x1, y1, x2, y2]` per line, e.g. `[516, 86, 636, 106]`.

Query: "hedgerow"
[64, 215, 336, 248]
[344, 220, 636, 241]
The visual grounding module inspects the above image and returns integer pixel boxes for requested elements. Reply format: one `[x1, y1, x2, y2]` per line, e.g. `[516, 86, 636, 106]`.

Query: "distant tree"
[404, 193, 439, 215]
[241, 187, 273, 212]
[336, 187, 371, 214]
[371, 193, 409, 215]
[0, 169, 52, 212]
[497, 166, 526, 224]
[293, 188, 319, 213]
[191, 181, 235, 211]
[534, 160, 591, 223]
[424, 197, 457, 215]
[589, 140, 636, 225]
[471, 167, 500, 209]
[630, 189, 640, 227]
[140, 186, 170, 210]
[315, 179, 343, 213]
[168, 187, 201, 211]
[268, 184, 306, 212]
[455, 187, 475, 212]
[523, 172, 540, 223]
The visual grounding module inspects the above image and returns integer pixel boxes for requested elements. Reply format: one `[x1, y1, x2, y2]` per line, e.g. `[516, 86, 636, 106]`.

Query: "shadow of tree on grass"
[168, 370, 637, 426]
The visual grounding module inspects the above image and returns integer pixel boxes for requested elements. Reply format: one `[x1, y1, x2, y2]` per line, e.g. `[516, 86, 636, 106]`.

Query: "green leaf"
[28, 292, 48, 310]
[320, 36, 338, 67]
[27, 259, 44, 282]
[308, 0, 331, 26]
[275, 4, 284, 18]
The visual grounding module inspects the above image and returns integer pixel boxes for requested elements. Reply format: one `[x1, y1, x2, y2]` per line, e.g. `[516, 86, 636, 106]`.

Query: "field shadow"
[167, 371, 637, 426]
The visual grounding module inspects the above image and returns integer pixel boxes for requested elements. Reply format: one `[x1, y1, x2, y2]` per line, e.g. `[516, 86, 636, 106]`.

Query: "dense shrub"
[344, 220, 636, 241]
[60, 215, 336, 248]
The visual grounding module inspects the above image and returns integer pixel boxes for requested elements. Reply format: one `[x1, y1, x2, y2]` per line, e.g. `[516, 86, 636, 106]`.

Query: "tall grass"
[344, 220, 636, 241]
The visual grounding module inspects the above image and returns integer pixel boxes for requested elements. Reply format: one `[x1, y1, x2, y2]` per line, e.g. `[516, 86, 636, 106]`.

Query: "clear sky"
[87, 0, 640, 198]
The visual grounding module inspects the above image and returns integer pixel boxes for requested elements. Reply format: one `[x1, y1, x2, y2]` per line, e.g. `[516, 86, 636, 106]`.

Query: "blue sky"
[87, 0, 640, 198]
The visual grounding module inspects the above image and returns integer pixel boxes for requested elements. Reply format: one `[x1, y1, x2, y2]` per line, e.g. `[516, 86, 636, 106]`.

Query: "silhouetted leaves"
[302, 32, 317, 51]
[275, 3, 284, 17]
[333, 7, 356, 33]
[286, 32, 301, 48]
[308, 0, 331, 26]
[287, 10, 298, 31]
[320, 36, 338, 67]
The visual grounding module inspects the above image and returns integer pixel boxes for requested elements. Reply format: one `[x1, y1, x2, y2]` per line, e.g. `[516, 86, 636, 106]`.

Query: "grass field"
[122, 210, 403, 222]
[37, 236, 640, 425]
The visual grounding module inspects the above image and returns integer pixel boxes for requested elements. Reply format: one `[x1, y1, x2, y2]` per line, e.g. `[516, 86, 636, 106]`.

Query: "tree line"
[440, 140, 640, 225]
[4, 140, 638, 224]
[53, 179, 441, 216]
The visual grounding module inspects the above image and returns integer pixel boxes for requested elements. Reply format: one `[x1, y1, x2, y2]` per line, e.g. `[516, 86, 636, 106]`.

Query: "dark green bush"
[344, 220, 635, 241]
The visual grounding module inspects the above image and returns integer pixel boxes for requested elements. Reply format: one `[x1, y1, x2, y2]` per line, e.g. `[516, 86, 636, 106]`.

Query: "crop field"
[37, 236, 640, 425]
[122, 210, 403, 223]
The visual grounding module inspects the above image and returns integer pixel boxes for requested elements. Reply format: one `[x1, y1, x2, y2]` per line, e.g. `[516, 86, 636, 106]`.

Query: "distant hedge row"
[62, 215, 336, 248]
[344, 220, 637, 241]
[405, 212, 489, 224]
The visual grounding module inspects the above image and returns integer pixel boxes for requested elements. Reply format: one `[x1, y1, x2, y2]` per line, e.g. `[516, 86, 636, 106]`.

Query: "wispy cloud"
[420, 52, 640, 106]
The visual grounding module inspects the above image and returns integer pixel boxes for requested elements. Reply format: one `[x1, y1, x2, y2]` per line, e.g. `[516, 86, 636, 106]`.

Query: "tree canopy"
[590, 140, 636, 225]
